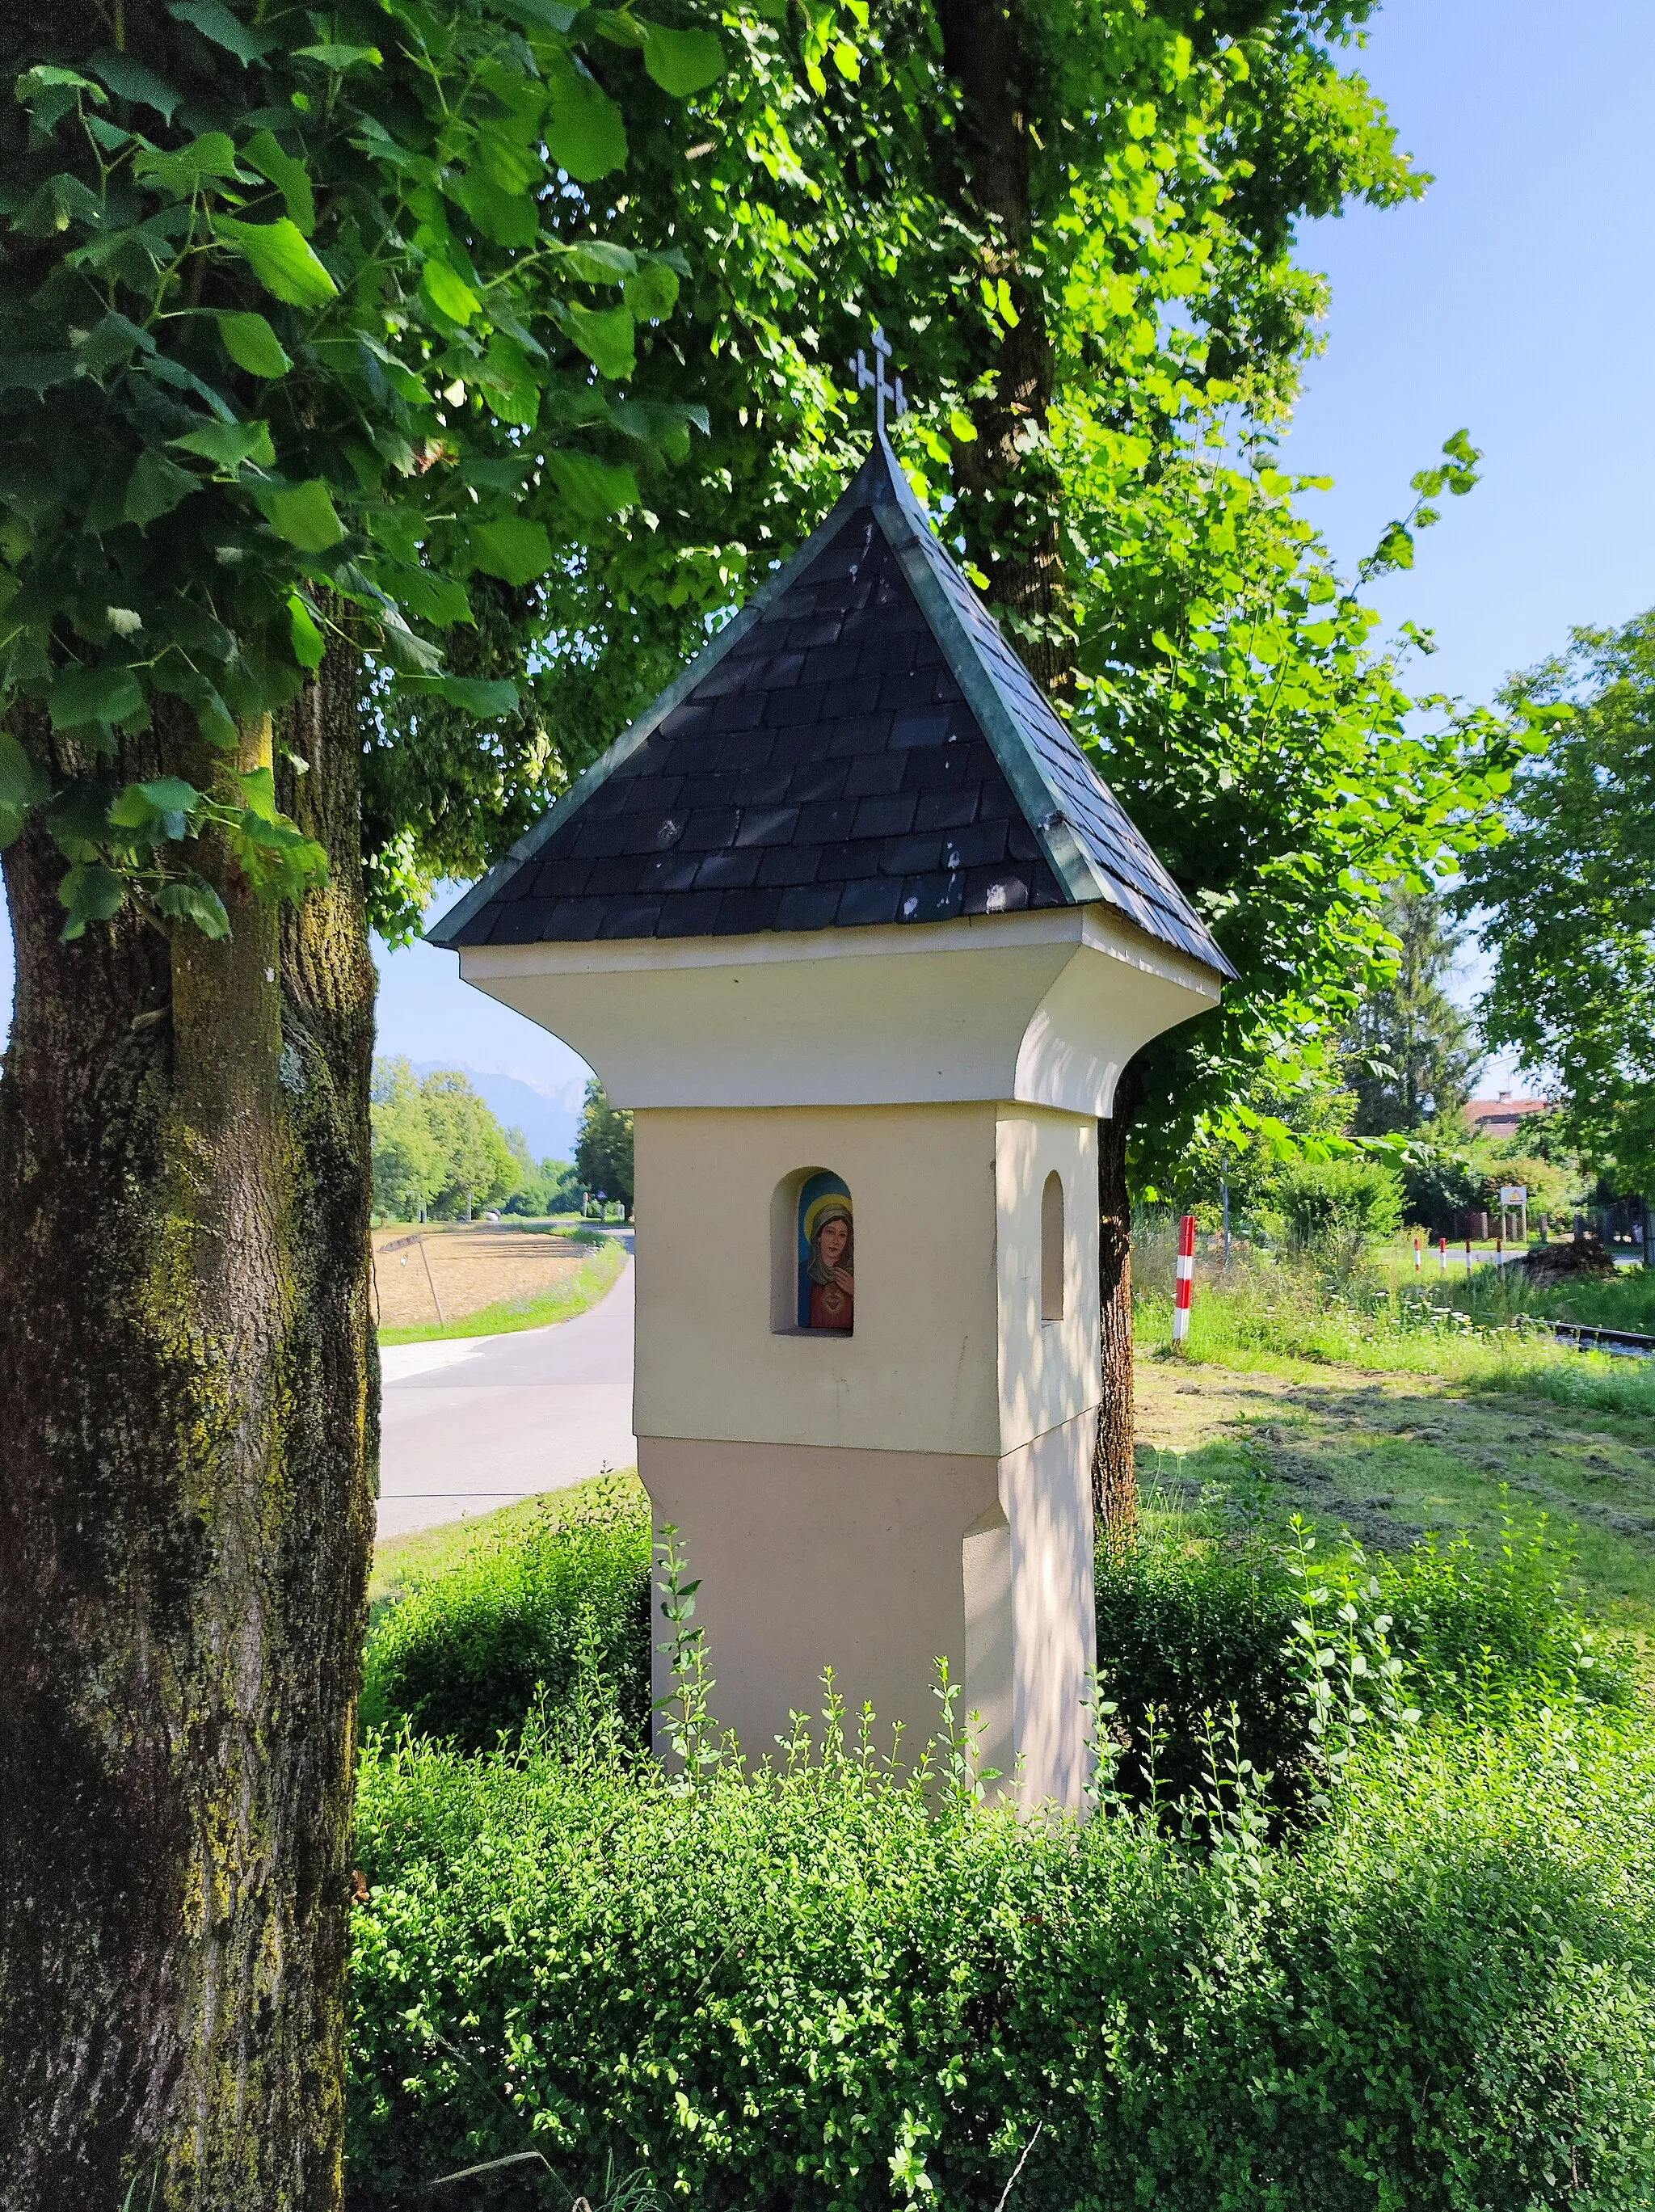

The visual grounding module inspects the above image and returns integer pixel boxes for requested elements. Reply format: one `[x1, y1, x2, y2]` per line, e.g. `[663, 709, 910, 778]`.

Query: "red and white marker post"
[1413, 1234, 1422, 1273]
[1173, 1212, 1197, 1346]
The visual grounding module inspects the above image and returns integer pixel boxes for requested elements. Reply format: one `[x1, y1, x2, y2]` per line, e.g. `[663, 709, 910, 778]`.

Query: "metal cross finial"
[849, 323, 907, 437]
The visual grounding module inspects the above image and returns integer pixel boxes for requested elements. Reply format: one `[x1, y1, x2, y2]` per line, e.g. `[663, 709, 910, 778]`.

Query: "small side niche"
[771, 1167, 855, 1335]
[1040, 1169, 1065, 1324]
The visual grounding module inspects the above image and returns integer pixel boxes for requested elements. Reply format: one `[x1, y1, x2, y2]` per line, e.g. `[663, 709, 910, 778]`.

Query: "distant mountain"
[411, 1062, 583, 1165]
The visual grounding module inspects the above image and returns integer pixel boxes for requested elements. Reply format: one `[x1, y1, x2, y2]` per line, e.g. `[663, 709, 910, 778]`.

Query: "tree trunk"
[0, 647, 377, 2209]
[1094, 1069, 1139, 1540]
[932, 0, 1073, 697]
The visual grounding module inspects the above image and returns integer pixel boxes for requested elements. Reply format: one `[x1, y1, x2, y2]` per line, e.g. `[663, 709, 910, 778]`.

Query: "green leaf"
[242, 129, 315, 236]
[133, 131, 239, 196]
[125, 449, 200, 526]
[544, 450, 637, 520]
[16, 64, 105, 98]
[468, 517, 554, 586]
[59, 862, 127, 938]
[497, 0, 583, 28]
[639, 22, 725, 95]
[0, 353, 76, 394]
[588, 9, 646, 46]
[422, 259, 481, 325]
[14, 172, 105, 235]
[0, 731, 51, 810]
[90, 51, 181, 120]
[15, 65, 104, 136]
[154, 877, 231, 936]
[447, 169, 539, 249]
[75, 313, 157, 374]
[108, 776, 200, 840]
[167, 0, 280, 64]
[259, 478, 345, 551]
[236, 765, 280, 819]
[543, 55, 627, 181]
[623, 261, 679, 321]
[475, 335, 539, 427]
[294, 42, 383, 68]
[562, 239, 636, 284]
[438, 675, 520, 716]
[376, 610, 443, 675]
[49, 662, 145, 731]
[216, 217, 338, 309]
[171, 418, 276, 472]
[141, 353, 238, 420]
[398, 570, 474, 627]
[288, 592, 326, 668]
[217, 310, 292, 378]
[558, 301, 634, 381]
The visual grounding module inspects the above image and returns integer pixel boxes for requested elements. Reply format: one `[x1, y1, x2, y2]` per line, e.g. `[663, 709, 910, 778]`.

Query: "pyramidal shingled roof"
[430, 436, 1235, 979]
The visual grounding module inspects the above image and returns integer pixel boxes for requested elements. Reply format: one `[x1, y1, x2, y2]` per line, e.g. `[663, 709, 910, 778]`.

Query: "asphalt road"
[377, 1241, 637, 1539]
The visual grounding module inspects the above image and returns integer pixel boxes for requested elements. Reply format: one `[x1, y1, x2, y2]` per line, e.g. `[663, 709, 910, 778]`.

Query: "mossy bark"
[0, 646, 377, 2209]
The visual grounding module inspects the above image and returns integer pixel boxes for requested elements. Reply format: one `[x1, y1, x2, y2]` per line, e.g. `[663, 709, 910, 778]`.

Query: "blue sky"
[5, 0, 1651, 1093]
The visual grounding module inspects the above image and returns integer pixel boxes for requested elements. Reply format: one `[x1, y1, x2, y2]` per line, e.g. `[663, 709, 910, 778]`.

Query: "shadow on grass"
[1135, 1357, 1655, 1654]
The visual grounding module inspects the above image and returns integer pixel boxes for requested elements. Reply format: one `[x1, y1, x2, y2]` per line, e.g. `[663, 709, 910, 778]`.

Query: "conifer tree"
[1345, 888, 1481, 1134]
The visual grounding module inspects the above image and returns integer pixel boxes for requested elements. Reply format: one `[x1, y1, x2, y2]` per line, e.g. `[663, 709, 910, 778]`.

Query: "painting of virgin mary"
[798, 1186, 854, 1333]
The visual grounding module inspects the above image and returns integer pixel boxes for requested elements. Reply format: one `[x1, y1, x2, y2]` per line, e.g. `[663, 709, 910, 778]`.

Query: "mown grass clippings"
[1134, 1354, 1655, 1659]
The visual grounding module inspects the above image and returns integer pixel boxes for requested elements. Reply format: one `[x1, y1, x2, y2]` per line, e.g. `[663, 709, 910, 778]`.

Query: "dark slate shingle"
[431, 439, 1232, 979]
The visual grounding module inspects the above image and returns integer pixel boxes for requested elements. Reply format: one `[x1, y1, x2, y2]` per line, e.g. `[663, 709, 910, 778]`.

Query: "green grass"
[377, 1229, 626, 1347]
[370, 1468, 645, 1608]
[1135, 1259, 1655, 1422]
[348, 1559, 1655, 2211]
[347, 1248, 1655, 2210]
[1433, 1256, 1655, 1336]
[1134, 1266, 1655, 1659]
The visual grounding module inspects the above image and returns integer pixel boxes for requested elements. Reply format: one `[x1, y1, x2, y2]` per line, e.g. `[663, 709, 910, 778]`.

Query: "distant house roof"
[1464, 1094, 1551, 1134]
[429, 435, 1235, 980]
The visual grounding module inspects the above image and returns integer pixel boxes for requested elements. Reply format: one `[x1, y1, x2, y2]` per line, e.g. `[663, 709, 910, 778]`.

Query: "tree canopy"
[0, 0, 721, 936]
[370, 1056, 523, 1218]
[1459, 611, 1655, 1196]
[380, 0, 1532, 1189]
[574, 1075, 634, 1208]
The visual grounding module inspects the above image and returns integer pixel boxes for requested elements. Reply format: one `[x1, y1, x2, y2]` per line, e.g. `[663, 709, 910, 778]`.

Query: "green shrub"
[1094, 1507, 1633, 1826]
[364, 1481, 651, 1753]
[1094, 1530, 1309, 1815]
[1277, 1157, 1404, 1263]
[349, 1515, 1655, 2209]
[1378, 1518, 1639, 1715]
[347, 1700, 1655, 2210]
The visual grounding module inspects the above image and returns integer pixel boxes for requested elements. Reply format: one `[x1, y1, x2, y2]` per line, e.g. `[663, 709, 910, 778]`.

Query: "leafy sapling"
[1282, 1516, 1421, 1810]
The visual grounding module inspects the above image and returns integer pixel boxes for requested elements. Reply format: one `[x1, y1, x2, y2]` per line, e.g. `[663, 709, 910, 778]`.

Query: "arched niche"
[1040, 1169, 1065, 1323]
[770, 1167, 854, 1335]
